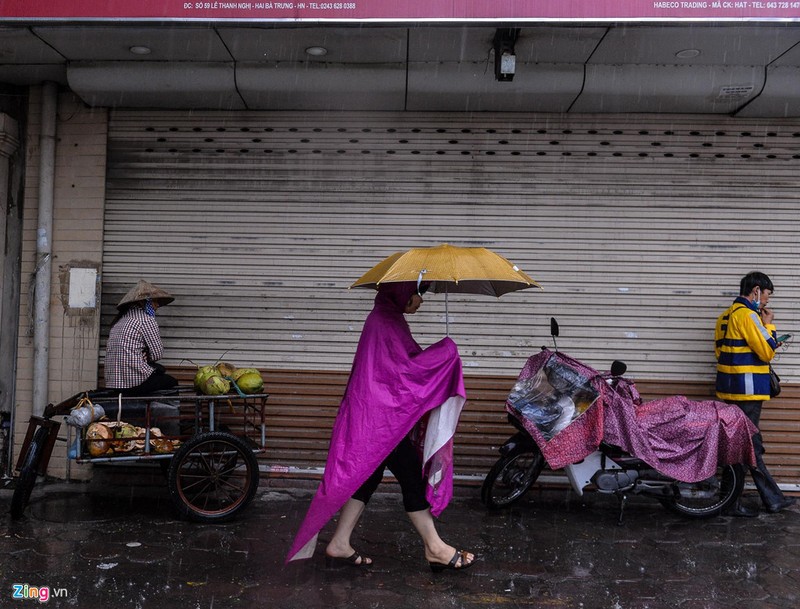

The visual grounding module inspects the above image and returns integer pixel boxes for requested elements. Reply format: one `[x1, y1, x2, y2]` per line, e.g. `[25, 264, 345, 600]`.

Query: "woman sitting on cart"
[104, 279, 178, 396]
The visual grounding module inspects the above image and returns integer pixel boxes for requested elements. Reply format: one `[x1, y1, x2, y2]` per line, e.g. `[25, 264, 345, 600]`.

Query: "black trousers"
[106, 367, 180, 435]
[729, 399, 786, 507]
[114, 366, 178, 397]
[352, 436, 430, 513]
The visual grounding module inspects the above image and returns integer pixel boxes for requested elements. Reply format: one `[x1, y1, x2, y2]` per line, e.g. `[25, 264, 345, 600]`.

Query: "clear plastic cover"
[508, 356, 599, 440]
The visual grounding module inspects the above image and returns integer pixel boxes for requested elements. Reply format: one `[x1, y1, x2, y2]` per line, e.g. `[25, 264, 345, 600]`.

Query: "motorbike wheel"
[481, 448, 545, 509]
[659, 464, 744, 518]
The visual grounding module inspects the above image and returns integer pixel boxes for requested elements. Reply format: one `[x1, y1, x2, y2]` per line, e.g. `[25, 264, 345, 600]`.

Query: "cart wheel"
[10, 427, 49, 520]
[167, 431, 259, 523]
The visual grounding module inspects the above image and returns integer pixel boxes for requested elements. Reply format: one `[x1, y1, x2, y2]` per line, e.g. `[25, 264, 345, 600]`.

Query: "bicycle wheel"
[659, 464, 744, 519]
[481, 447, 545, 509]
[167, 431, 259, 523]
[10, 427, 49, 519]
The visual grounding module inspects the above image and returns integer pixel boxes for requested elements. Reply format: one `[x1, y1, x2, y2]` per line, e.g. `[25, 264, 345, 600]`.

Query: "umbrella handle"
[416, 269, 427, 295]
[415, 268, 448, 336]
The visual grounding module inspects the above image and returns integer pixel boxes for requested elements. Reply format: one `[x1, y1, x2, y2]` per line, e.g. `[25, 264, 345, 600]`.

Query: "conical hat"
[117, 280, 174, 309]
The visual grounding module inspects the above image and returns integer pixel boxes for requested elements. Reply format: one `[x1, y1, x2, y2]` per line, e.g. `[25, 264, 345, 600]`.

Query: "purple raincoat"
[287, 283, 467, 562]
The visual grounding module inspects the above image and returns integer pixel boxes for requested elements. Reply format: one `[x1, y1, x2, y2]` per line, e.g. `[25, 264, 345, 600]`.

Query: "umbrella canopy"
[350, 243, 542, 297]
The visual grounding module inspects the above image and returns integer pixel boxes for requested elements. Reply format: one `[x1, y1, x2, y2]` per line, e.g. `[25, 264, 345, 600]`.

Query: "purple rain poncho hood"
[287, 282, 467, 562]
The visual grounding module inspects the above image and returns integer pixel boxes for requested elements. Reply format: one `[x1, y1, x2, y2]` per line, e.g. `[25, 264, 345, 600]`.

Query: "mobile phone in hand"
[776, 333, 791, 343]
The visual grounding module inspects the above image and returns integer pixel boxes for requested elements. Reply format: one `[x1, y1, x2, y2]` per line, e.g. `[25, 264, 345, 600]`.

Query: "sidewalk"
[1, 470, 798, 609]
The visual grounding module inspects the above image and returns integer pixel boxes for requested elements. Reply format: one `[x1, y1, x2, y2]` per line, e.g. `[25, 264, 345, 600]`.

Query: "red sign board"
[1, 0, 799, 21]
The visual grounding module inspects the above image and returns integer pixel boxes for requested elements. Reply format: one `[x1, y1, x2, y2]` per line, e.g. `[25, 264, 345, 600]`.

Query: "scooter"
[481, 319, 749, 523]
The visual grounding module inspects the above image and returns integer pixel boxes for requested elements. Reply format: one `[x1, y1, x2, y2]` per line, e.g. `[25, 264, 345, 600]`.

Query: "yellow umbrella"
[351, 243, 542, 333]
[351, 243, 541, 294]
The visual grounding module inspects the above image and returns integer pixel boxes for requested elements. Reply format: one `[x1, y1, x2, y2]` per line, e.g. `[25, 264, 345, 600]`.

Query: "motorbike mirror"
[550, 317, 559, 338]
[610, 360, 627, 377]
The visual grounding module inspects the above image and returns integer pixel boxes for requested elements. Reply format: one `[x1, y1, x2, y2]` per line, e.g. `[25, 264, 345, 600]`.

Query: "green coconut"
[113, 422, 139, 453]
[115, 423, 138, 439]
[194, 365, 218, 390]
[232, 367, 260, 381]
[215, 361, 237, 378]
[236, 371, 264, 394]
[203, 374, 231, 396]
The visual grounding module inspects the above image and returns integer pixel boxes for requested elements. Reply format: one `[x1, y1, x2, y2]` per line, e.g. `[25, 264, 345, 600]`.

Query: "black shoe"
[765, 496, 797, 514]
[726, 502, 759, 518]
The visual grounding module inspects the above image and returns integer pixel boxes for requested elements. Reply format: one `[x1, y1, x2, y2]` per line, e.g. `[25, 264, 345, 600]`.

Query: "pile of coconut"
[193, 361, 265, 396]
[84, 421, 178, 457]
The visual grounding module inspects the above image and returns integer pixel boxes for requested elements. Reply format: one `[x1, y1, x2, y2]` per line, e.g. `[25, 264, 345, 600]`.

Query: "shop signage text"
[2, 0, 799, 20]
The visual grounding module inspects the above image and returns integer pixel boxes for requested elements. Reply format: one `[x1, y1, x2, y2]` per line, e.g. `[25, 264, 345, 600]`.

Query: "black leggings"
[352, 436, 430, 513]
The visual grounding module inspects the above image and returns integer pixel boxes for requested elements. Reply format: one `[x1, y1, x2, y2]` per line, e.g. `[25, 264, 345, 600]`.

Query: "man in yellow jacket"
[715, 271, 796, 516]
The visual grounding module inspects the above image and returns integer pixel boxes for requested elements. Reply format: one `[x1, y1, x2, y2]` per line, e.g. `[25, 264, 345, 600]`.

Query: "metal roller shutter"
[103, 110, 800, 484]
[104, 110, 800, 380]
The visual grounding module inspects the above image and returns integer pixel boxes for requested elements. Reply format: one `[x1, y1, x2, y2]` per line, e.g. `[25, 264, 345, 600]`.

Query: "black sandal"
[325, 550, 372, 568]
[428, 549, 476, 573]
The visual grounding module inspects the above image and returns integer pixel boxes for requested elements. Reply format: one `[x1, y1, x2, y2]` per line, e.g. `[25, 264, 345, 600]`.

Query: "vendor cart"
[10, 387, 268, 523]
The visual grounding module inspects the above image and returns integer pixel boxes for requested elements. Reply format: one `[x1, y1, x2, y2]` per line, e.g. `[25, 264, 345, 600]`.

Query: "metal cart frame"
[10, 387, 268, 523]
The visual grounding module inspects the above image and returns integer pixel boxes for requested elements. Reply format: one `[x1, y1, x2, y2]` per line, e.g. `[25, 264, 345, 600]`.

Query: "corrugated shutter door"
[104, 110, 800, 483]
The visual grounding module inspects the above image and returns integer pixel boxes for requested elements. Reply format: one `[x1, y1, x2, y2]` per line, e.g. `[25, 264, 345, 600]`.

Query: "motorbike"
[481, 319, 753, 523]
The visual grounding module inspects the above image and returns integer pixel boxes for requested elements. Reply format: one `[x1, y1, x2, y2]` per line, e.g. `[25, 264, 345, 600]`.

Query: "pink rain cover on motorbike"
[286, 283, 466, 562]
[508, 349, 756, 480]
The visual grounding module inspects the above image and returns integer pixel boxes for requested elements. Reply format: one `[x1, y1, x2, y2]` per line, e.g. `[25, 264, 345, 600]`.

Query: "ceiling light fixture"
[675, 48, 701, 59]
[129, 45, 152, 55]
[305, 46, 328, 57]
[493, 28, 519, 82]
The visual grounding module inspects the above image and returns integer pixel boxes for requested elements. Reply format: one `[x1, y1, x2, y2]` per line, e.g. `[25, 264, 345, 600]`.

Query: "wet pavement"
[1, 469, 799, 609]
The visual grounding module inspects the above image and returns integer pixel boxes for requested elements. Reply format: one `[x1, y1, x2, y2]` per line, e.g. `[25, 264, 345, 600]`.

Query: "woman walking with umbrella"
[286, 281, 476, 572]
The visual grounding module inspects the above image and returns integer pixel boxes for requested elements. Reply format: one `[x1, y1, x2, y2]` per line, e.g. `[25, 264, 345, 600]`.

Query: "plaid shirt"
[104, 307, 164, 389]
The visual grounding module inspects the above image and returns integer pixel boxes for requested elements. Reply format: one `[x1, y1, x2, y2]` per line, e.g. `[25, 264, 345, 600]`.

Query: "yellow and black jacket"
[715, 297, 778, 401]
